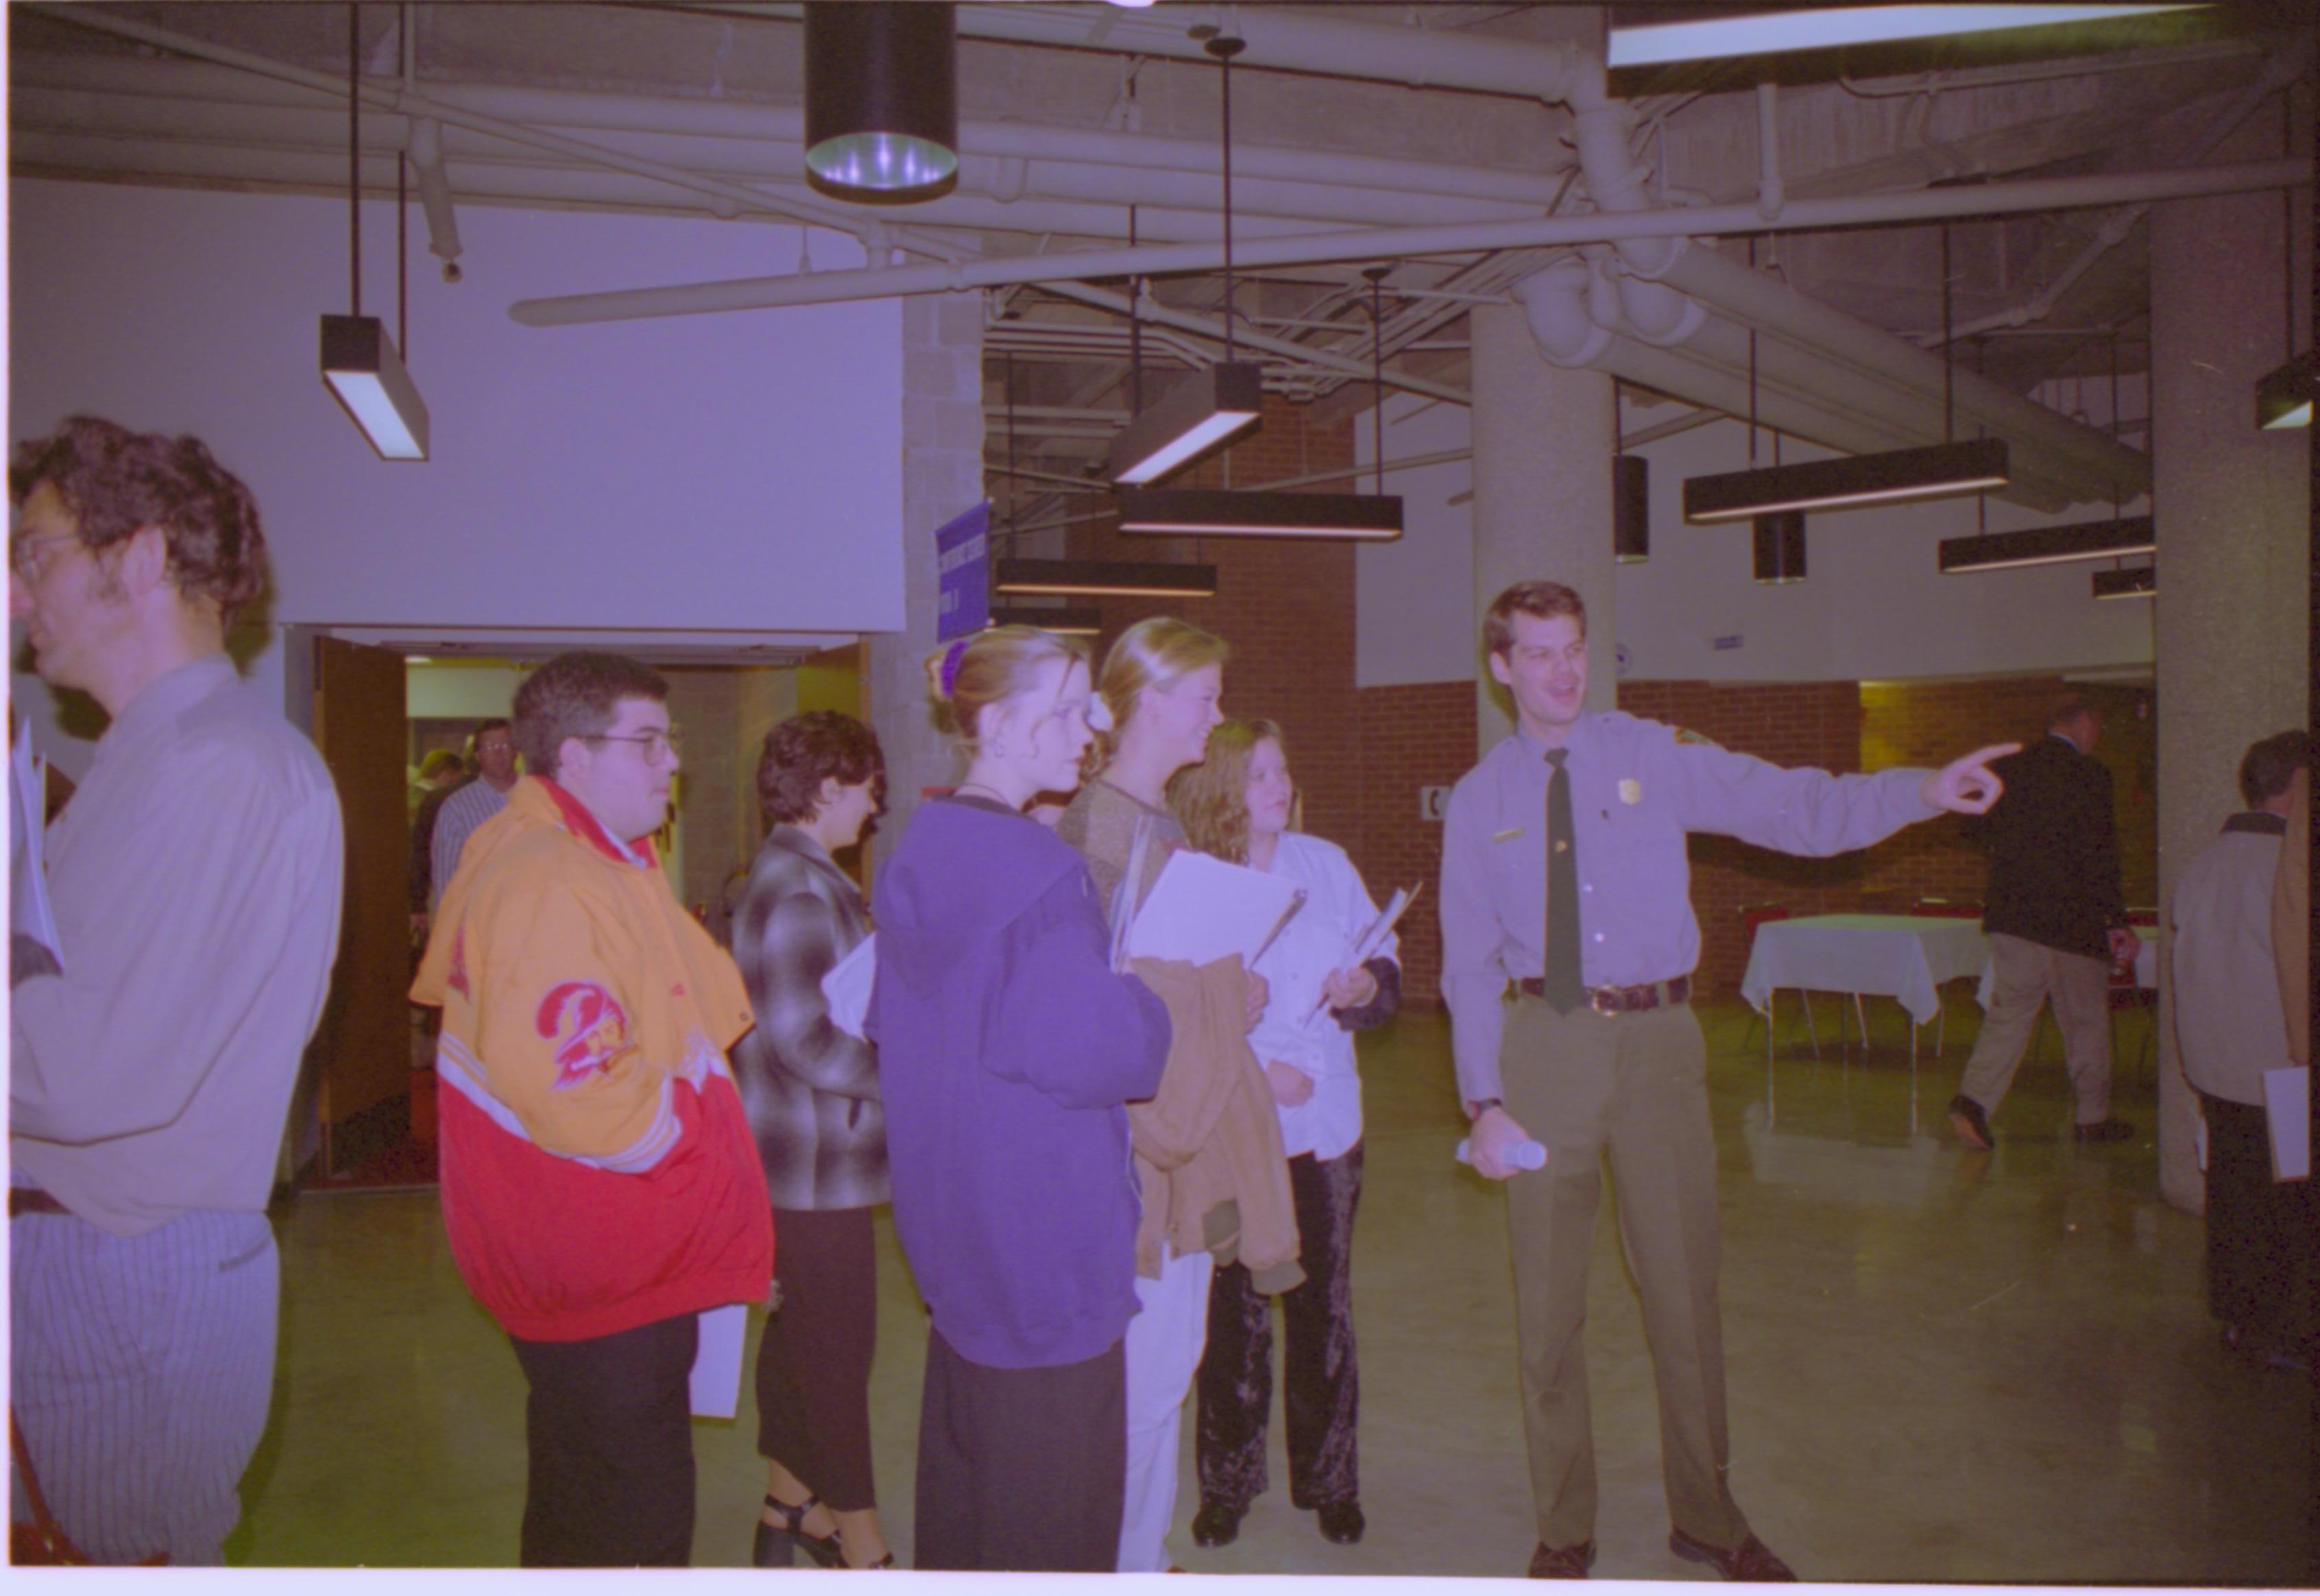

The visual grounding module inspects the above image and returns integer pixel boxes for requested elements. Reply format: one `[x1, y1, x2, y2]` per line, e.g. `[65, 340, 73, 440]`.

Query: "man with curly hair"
[8, 416, 344, 1564]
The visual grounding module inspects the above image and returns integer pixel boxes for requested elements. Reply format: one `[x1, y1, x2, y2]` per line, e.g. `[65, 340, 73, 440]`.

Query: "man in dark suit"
[1948, 697, 2140, 1149]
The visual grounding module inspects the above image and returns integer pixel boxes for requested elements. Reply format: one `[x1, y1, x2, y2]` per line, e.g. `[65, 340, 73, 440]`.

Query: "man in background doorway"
[409, 747, 470, 940]
[8, 415, 344, 1564]
[1946, 696, 2140, 1151]
[430, 716, 517, 912]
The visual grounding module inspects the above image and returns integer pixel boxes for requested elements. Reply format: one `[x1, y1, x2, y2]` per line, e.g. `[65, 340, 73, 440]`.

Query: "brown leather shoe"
[1528, 1540, 1597, 1578]
[1668, 1528, 1796, 1582]
[1946, 1094, 1994, 1151]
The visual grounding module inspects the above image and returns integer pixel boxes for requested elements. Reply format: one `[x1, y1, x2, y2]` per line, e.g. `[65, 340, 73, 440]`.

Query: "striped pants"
[10, 1208, 279, 1565]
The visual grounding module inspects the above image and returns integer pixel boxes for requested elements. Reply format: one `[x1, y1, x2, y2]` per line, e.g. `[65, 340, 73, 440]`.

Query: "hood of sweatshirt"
[875, 797, 1093, 997]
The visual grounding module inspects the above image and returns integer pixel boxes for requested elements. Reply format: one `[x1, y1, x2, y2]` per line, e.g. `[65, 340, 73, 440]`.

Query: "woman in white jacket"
[1170, 719, 1401, 1550]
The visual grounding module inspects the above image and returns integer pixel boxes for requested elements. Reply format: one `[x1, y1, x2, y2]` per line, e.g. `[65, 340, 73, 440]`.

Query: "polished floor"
[228, 997, 2312, 1581]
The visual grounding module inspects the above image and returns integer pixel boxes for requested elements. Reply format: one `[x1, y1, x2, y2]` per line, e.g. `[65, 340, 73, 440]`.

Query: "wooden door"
[311, 634, 411, 1174]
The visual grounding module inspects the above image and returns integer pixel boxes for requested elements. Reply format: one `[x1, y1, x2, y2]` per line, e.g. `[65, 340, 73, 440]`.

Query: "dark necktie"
[1542, 748, 1586, 1014]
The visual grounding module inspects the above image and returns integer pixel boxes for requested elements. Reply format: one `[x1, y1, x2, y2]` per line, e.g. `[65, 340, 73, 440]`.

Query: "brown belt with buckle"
[1518, 974, 1691, 1015]
[8, 1189, 70, 1219]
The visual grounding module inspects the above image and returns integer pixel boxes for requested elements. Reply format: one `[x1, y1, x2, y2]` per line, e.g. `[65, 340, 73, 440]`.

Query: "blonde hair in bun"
[923, 626, 1091, 754]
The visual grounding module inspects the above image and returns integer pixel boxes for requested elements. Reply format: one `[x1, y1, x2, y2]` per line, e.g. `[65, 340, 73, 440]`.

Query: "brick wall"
[1066, 395, 1363, 845]
[1355, 681, 1477, 1005]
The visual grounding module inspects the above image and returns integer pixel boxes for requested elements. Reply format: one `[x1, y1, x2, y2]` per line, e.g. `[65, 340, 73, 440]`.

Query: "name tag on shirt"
[1491, 827, 1525, 844]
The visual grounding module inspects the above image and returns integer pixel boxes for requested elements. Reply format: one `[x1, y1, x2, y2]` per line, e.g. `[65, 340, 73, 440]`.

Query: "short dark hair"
[473, 717, 511, 742]
[2046, 695, 2097, 733]
[1484, 581, 1586, 659]
[757, 711, 886, 826]
[2240, 730, 2308, 808]
[513, 653, 667, 780]
[10, 415, 269, 622]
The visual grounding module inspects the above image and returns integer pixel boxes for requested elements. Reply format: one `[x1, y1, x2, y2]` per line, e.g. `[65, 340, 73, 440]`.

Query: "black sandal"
[753, 1492, 845, 1569]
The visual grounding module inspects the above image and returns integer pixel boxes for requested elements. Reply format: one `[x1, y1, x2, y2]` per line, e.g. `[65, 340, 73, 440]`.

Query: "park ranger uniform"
[1439, 709, 1937, 1559]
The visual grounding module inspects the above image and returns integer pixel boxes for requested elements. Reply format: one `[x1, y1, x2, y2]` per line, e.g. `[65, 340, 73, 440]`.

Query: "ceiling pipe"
[406, 117, 463, 279]
[499, 158, 2301, 326]
[15, 55, 1582, 214]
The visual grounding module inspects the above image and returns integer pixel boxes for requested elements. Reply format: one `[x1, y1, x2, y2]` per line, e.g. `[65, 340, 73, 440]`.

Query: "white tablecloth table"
[1741, 914, 1990, 1065]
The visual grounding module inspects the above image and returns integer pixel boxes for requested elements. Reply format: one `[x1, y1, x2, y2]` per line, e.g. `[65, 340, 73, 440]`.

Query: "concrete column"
[2147, 111, 2312, 1213]
[867, 291, 986, 872]
[1469, 301, 1617, 745]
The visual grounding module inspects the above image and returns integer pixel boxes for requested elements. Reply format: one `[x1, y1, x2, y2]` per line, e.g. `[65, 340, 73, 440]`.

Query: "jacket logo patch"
[537, 981, 633, 1089]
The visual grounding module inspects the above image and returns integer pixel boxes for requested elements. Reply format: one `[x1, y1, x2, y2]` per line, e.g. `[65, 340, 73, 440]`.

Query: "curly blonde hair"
[1168, 718, 1284, 865]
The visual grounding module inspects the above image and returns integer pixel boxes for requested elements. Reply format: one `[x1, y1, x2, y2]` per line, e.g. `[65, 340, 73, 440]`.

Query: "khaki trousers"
[1499, 993, 1750, 1552]
[1957, 932, 2113, 1124]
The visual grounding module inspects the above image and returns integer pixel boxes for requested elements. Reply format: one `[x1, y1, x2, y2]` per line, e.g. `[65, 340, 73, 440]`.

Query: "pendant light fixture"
[1108, 363, 1264, 484]
[322, 2, 428, 461]
[993, 559, 1218, 599]
[1613, 383, 1648, 564]
[803, 3, 958, 204]
[1754, 511, 1807, 584]
[1113, 33, 1401, 542]
[2092, 564, 2156, 600]
[989, 605, 1104, 636]
[1687, 223, 2006, 523]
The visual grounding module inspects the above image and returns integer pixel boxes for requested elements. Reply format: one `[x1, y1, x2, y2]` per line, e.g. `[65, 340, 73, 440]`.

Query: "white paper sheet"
[1125, 849, 1305, 969]
[2262, 1065, 2309, 1183]
[10, 718, 62, 969]
[821, 932, 877, 1041]
[689, 1303, 751, 1418]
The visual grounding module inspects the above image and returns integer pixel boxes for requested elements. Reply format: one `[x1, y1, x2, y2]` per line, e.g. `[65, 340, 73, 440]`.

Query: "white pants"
[1116, 1246, 1215, 1572]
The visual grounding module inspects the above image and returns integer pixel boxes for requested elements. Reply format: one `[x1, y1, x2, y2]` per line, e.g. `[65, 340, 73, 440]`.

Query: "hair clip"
[939, 638, 971, 698]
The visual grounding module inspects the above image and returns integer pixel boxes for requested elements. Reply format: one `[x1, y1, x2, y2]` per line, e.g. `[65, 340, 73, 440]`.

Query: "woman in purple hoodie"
[869, 625, 1173, 1573]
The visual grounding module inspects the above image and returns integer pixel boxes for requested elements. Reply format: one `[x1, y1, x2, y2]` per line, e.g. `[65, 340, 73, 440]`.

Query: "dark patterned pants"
[1194, 1144, 1364, 1513]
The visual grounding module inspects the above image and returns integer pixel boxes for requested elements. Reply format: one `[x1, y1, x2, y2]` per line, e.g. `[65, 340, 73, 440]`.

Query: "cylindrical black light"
[1612, 454, 1650, 564]
[1752, 511, 1806, 584]
[804, 3, 958, 204]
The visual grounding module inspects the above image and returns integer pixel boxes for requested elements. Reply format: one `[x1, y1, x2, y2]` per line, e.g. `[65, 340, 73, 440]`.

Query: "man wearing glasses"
[8, 417, 344, 1564]
[411, 651, 771, 1567]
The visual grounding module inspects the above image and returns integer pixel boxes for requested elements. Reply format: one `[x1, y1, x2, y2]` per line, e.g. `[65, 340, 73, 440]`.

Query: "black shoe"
[2073, 1117, 2134, 1143]
[1946, 1095, 1994, 1151]
[1190, 1498, 1246, 1549]
[1316, 1501, 1366, 1545]
[756, 1493, 844, 1569]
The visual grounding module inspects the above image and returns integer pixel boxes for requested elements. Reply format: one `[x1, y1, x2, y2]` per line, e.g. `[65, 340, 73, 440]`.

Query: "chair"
[1738, 904, 1819, 1061]
[1908, 898, 1983, 1055]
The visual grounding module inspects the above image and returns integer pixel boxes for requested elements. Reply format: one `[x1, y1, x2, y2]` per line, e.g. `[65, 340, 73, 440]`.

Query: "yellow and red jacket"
[411, 776, 771, 1342]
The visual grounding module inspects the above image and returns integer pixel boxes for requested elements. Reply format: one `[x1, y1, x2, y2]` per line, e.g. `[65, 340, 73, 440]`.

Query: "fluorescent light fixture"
[1939, 515, 2155, 573]
[1115, 487, 1404, 541]
[993, 558, 1218, 599]
[1613, 455, 1650, 564]
[1684, 438, 2008, 524]
[1607, 5, 2202, 69]
[2256, 352, 2315, 430]
[989, 605, 1104, 636]
[321, 315, 429, 461]
[1753, 511, 1807, 584]
[1108, 363, 1264, 485]
[2092, 566, 2156, 600]
[803, 3, 958, 202]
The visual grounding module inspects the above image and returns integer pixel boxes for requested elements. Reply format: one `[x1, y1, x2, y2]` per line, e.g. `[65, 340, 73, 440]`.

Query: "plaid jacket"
[730, 826, 886, 1211]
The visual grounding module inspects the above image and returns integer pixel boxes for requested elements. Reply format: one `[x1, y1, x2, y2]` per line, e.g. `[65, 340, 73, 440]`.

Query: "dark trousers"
[1196, 1144, 1365, 1513]
[509, 1312, 699, 1567]
[2201, 1093, 2315, 1353]
[756, 1205, 879, 1510]
[913, 1324, 1125, 1572]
